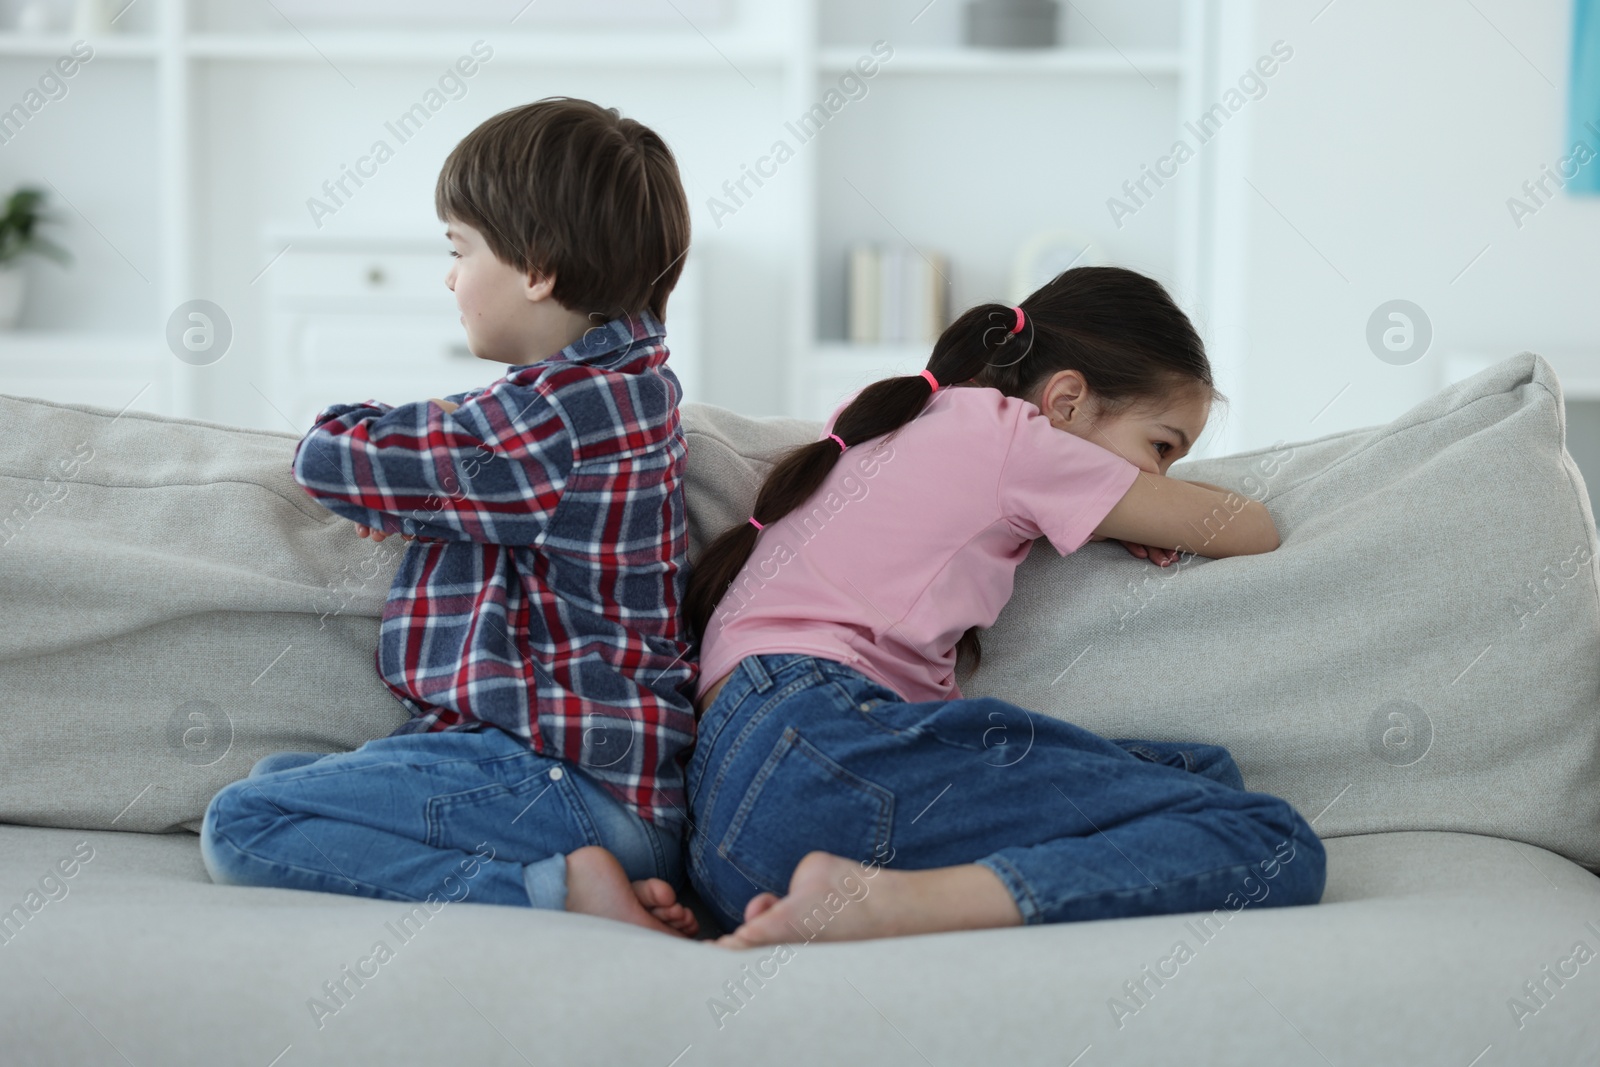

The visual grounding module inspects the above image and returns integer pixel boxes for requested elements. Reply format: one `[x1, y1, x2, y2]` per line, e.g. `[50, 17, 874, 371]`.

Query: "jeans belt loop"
[744, 653, 774, 693]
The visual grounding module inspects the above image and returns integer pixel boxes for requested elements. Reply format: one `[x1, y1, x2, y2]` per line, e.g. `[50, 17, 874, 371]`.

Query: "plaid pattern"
[289, 311, 697, 831]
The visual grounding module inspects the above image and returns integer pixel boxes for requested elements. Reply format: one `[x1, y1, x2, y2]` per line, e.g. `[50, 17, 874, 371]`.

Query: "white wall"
[1221, 0, 1599, 451]
[8, 0, 1594, 440]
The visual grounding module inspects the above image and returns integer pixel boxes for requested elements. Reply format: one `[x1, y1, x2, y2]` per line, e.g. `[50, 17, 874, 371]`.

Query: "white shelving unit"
[785, 0, 1238, 443]
[0, 0, 797, 425]
[815, 44, 1187, 74]
[0, 0, 1240, 448]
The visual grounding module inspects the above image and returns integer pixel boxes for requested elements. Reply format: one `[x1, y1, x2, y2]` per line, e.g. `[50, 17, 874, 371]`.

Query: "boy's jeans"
[687, 653, 1326, 934]
[200, 724, 683, 910]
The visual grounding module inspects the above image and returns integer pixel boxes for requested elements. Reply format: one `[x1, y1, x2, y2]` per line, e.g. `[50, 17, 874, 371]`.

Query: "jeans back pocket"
[716, 725, 895, 895]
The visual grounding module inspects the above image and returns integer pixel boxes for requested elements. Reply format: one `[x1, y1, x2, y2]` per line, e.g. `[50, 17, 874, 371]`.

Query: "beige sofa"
[1, 352, 1596, 1064]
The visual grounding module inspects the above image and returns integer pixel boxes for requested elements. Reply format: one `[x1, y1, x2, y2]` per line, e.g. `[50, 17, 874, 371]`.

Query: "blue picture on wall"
[1574, 0, 1600, 193]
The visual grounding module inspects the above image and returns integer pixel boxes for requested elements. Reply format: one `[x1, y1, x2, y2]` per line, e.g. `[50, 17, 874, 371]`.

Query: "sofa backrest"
[0, 397, 406, 834]
[1, 353, 1595, 875]
[679, 353, 1600, 873]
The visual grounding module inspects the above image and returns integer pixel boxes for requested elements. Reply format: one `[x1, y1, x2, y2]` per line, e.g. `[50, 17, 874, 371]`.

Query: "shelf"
[0, 331, 176, 417]
[814, 342, 933, 362]
[0, 33, 1177, 73]
[818, 44, 1183, 76]
[798, 343, 936, 423]
[0, 34, 160, 58]
[0, 329, 164, 359]
[0, 30, 787, 67]
[184, 31, 787, 68]
[812, 342, 936, 385]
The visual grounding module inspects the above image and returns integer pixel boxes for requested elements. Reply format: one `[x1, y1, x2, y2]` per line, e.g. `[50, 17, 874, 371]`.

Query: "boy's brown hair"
[435, 96, 690, 322]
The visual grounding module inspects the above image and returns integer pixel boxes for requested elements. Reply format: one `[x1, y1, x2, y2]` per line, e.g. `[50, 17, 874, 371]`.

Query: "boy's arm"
[290, 379, 572, 546]
[296, 387, 480, 539]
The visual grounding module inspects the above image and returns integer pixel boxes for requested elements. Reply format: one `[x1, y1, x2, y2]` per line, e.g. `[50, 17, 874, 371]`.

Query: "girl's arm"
[1092, 473, 1280, 559]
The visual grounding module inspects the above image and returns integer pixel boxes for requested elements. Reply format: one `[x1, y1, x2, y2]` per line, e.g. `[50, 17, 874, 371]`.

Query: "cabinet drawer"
[274, 249, 458, 305]
[294, 314, 480, 373]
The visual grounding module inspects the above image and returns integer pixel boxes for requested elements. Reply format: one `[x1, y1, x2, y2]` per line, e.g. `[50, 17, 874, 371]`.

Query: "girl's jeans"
[687, 653, 1326, 933]
[199, 724, 683, 910]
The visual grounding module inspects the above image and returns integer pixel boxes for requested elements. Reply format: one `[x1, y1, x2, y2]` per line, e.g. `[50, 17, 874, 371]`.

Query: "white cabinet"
[262, 234, 479, 430]
[263, 231, 704, 432]
[0, 332, 174, 416]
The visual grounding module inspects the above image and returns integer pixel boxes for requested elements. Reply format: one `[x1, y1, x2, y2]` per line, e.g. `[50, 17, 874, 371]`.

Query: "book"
[878, 245, 905, 343]
[848, 244, 879, 344]
[923, 251, 949, 342]
[845, 242, 951, 345]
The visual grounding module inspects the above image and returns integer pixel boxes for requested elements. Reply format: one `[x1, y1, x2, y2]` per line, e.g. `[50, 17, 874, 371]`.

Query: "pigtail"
[683, 301, 1025, 646]
[686, 265, 1221, 686]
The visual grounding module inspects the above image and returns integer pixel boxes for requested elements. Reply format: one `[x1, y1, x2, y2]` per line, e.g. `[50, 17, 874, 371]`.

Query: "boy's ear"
[523, 268, 557, 304]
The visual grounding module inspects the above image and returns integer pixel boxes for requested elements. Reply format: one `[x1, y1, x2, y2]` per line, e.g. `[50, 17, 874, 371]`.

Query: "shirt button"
[549, 767, 564, 781]
[859, 702, 873, 712]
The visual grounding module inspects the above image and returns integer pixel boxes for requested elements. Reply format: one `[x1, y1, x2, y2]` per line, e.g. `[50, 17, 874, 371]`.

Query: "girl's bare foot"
[631, 875, 701, 937]
[563, 846, 691, 938]
[713, 850, 1023, 949]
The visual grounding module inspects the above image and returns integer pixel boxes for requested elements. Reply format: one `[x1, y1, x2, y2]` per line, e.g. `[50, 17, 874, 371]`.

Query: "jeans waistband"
[701, 652, 849, 727]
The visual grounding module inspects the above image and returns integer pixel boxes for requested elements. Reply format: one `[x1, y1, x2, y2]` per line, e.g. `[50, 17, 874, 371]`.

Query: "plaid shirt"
[290, 310, 698, 831]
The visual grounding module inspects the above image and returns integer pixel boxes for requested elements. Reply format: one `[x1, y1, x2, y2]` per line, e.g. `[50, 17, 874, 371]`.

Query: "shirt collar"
[542, 309, 666, 367]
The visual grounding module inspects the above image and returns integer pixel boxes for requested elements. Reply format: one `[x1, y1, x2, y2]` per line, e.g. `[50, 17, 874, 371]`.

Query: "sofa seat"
[2, 823, 1595, 1065]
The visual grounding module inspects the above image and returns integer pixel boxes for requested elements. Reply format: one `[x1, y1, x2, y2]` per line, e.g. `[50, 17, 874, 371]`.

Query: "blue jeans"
[686, 653, 1325, 932]
[199, 724, 683, 910]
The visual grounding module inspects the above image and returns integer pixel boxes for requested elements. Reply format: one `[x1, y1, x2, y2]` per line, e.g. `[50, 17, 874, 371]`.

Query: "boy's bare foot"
[631, 876, 700, 937]
[563, 845, 691, 938]
[713, 850, 1023, 949]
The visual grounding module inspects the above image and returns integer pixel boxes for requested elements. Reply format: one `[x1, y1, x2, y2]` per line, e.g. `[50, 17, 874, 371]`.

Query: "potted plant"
[965, 0, 1061, 47]
[0, 185, 73, 329]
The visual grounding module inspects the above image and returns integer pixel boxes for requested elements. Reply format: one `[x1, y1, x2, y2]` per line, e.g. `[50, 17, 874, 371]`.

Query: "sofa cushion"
[679, 353, 1600, 873]
[1, 823, 1595, 1062]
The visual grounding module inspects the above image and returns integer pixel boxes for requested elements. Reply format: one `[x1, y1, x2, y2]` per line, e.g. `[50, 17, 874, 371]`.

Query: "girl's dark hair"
[684, 265, 1225, 677]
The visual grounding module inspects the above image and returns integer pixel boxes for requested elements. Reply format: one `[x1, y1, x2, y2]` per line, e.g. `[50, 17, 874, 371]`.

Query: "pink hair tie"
[827, 432, 847, 452]
[747, 516, 764, 531]
[919, 369, 941, 391]
[1011, 306, 1026, 335]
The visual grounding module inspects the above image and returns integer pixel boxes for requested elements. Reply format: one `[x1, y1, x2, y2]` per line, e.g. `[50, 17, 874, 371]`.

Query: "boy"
[200, 97, 701, 938]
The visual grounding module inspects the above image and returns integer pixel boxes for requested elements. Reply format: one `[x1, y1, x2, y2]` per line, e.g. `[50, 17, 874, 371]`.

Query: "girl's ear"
[1037, 369, 1090, 429]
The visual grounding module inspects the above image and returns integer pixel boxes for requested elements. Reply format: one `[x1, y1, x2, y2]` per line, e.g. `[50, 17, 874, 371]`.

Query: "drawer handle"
[448, 344, 474, 360]
[366, 266, 386, 286]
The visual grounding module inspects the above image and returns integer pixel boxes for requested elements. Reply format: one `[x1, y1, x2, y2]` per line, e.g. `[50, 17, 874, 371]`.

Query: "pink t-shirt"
[694, 383, 1142, 704]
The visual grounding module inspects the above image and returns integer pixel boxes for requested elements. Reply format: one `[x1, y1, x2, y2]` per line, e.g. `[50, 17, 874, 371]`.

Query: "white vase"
[0, 263, 28, 329]
[15, 1, 52, 34]
[72, 0, 113, 35]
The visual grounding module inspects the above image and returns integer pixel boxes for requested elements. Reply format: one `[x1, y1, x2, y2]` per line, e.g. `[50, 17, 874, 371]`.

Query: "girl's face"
[1030, 370, 1210, 476]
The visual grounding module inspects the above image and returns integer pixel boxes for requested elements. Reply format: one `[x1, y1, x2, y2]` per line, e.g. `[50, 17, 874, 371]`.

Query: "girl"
[682, 265, 1325, 947]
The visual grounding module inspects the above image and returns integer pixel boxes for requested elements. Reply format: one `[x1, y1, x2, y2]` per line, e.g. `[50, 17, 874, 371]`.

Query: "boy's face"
[444, 216, 565, 366]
